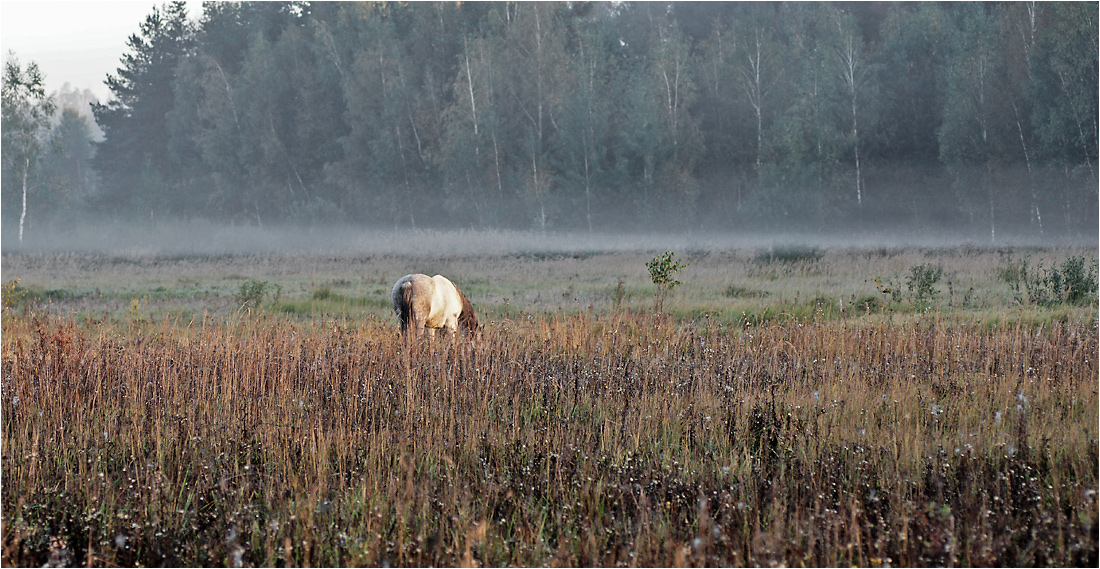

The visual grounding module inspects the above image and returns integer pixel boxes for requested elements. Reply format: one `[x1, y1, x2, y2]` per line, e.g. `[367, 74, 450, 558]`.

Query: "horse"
[391, 274, 479, 338]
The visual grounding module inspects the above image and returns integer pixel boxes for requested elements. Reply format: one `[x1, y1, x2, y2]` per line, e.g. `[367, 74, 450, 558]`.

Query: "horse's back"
[426, 275, 459, 327]
[430, 274, 458, 298]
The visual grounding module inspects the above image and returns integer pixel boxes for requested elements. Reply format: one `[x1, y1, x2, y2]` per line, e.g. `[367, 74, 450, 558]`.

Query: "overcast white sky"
[1, 1, 200, 101]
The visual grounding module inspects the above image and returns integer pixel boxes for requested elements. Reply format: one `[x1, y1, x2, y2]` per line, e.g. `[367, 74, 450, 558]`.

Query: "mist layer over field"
[2, 220, 1093, 258]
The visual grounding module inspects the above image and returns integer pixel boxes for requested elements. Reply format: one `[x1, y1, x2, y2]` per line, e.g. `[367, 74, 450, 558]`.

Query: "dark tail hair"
[456, 288, 479, 332]
[396, 281, 415, 333]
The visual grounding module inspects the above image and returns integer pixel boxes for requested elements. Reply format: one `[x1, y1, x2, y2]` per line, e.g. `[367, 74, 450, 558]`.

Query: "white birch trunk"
[19, 157, 29, 243]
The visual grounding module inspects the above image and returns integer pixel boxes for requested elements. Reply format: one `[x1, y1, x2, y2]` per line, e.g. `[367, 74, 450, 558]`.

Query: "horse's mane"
[456, 287, 479, 332]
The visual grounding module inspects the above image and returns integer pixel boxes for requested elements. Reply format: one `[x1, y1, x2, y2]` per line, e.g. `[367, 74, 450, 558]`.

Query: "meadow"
[2, 240, 1097, 566]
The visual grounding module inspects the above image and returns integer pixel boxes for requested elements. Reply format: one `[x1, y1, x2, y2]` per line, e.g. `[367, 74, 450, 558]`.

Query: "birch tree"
[439, 33, 504, 226]
[497, 2, 567, 228]
[736, 22, 785, 174]
[939, 6, 1001, 242]
[1030, 2, 1098, 233]
[831, 10, 875, 213]
[1, 55, 55, 242]
[553, 24, 616, 232]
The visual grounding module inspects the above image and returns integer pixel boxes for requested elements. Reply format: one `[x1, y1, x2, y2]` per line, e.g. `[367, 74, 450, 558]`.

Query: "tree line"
[3, 1, 1097, 239]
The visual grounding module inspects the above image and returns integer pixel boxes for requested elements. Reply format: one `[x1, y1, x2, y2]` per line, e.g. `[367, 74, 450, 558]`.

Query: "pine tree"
[92, 1, 193, 216]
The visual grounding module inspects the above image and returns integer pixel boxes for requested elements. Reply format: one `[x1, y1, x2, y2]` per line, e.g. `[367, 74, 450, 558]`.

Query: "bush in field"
[998, 256, 1098, 306]
[1046, 256, 1097, 305]
[236, 278, 281, 309]
[851, 293, 882, 313]
[1, 279, 28, 313]
[874, 275, 902, 303]
[646, 250, 687, 312]
[906, 263, 943, 306]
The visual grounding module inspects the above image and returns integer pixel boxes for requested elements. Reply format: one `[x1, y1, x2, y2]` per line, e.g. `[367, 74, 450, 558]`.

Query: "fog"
[1, 220, 1092, 259]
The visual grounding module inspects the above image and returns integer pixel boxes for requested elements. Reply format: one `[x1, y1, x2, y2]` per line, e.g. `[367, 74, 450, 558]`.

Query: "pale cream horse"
[391, 274, 479, 338]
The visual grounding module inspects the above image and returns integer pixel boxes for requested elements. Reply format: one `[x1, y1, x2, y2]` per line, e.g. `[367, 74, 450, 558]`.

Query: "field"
[2, 238, 1097, 567]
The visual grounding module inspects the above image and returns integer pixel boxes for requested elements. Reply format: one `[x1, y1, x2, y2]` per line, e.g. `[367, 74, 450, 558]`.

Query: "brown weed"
[2, 309, 1096, 567]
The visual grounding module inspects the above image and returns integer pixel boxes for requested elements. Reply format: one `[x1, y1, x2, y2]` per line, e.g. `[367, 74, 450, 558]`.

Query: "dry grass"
[2, 306, 1096, 566]
[3, 244, 1096, 566]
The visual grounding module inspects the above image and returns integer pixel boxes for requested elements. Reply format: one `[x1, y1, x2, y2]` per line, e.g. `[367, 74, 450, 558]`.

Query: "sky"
[1, 1, 200, 102]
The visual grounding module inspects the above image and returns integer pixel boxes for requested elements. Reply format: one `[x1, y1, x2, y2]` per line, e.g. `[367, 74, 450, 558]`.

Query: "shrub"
[999, 256, 1098, 306]
[906, 263, 943, 306]
[646, 250, 688, 312]
[875, 275, 903, 303]
[236, 279, 281, 310]
[852, 294, 882, 313]
[1, 279, 28, 313]
[1048, 256, 1097, 305]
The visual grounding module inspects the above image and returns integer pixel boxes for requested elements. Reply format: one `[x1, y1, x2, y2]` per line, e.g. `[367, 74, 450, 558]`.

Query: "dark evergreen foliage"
[8, 1, 1098, 238]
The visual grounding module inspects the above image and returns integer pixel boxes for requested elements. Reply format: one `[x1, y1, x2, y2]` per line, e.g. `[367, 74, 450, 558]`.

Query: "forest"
[3, 1, 1097, 239]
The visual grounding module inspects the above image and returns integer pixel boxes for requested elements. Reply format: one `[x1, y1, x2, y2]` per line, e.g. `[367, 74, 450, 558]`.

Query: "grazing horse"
[391, 274, 479, 338]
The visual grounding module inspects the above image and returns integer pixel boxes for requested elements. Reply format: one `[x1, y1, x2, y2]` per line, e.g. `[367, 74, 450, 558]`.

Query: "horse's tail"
[402, 282, 416, 325]
[456, 287, 479, 332]
[393, 278, 414, 333]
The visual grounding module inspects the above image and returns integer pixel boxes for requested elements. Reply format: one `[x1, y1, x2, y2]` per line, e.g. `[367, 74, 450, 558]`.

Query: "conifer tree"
[93, 1, 193, 215]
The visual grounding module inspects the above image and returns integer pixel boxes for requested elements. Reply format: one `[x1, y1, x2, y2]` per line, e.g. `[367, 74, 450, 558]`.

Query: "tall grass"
[3, 310, 1096, 566]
